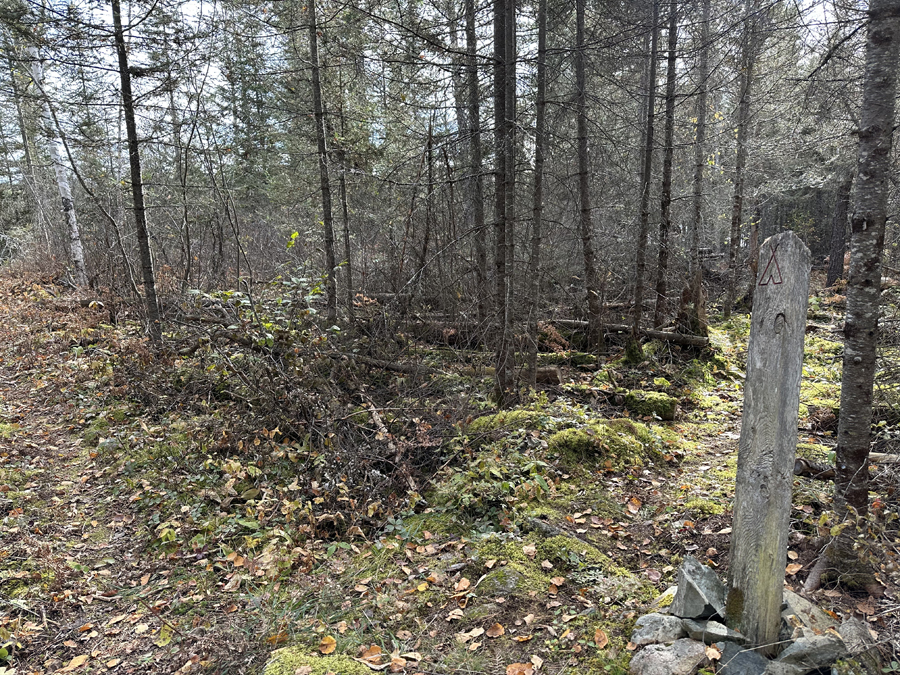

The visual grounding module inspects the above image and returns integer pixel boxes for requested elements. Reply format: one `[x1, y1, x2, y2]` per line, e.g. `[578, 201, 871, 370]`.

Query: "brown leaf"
[455, 577, 471, 592]
[540, 560, 554, 570]
[360, 645, 383, 664]
[522, 544, 537, 558]
[506, 664, 534, 675]
[60, 655, 89, 672]
[594, 628, 609, 649]
[550, 576, 565, 586]
[513, 635, 533, 642]
[319, 635, 337, 654]
[626, 497, 642, 514]
[706, 644, 722, 660]
[295, 667, 313, 675]
[486, 623, 505, 638]
[786, 563, 803, 576]
[266, 632, 289, 645]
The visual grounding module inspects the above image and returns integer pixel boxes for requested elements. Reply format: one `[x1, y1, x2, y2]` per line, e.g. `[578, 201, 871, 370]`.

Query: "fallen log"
[552, 319, 709, 347]
[333, 352, 436, 375]
[794, 453, 900, 481]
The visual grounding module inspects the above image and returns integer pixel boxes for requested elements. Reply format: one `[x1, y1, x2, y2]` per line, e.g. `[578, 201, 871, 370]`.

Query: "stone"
[649, 585, 678, 614]
[624, 390, 678, 420]
[630, 613, 686, 646]
[718, 641, 769, 675]
[671, 555, 726, 619]
[776, 633, 846, 672]
[763, 662, 806, 675]
[837, 619, 881, 672]
[628, 638, 707, 675]
[683, 618, 748, 645]
[476, 568, 523, 596]
[781, 589, 839, 634]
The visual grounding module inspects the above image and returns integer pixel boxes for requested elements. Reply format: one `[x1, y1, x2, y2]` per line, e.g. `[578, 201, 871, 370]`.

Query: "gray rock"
[649, 585, 678, 615]
[781, 589, 839, 634]
[683, 618, 748, 645]
[764, 662, 806, 675]
[629, 638, 708, 675]
[837, 618, 881, 672]
[777, 633, 846, 673]
[476, 568, 523, 596]
[631, 613, 686, 646]
[671, 555, 726, 619]
[719, 641, 769, 675]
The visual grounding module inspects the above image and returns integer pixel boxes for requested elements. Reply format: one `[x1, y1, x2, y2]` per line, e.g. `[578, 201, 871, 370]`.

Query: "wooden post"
[726, 231, 810, 654]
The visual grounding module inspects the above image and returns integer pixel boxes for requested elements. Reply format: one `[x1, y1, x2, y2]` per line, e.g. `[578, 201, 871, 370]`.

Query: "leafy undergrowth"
[0, 272, 898, 674]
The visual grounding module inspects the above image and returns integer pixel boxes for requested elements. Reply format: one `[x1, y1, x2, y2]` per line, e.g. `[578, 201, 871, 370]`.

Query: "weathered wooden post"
[726, 231, 810, 655]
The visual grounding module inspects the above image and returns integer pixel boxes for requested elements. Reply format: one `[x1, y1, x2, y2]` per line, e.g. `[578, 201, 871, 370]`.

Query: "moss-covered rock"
[467, 409, 546, 435]
[477, 568, 525, 596]
[624, 390, 678, 421]
[264, 647, 372, 675]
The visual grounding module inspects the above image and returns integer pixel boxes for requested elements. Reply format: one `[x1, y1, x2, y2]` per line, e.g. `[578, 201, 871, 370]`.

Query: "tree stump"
[726, 231, 810, 654]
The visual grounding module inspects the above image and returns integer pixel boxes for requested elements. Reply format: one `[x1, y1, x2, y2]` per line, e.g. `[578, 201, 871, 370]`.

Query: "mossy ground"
[1, 275, 897, 673]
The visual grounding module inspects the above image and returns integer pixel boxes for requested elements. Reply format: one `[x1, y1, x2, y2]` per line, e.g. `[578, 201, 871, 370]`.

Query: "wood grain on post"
[726, 231, 810, 654]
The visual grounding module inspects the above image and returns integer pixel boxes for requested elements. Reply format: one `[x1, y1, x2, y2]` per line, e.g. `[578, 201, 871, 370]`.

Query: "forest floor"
[0, 271, 898, 675]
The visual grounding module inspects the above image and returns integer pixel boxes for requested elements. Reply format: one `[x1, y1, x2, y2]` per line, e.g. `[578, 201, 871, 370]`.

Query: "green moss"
[546, 419, 668, 469]
[652, 377, 671, 389]
[264, 647, 372, 675]
[624, 391, 678, 421]
[536, 535, 618, 570]
[82, 417, 110, 447]
[683, 498, 726, 517]
[0, 423, 18, 439]
[467, 410, 546, 434]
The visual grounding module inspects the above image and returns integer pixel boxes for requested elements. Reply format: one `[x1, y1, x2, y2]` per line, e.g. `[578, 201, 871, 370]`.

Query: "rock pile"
[628, 556, 880, 675]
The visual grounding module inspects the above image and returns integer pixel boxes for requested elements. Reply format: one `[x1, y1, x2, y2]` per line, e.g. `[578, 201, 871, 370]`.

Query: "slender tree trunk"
[26, 48, 88, 288]
[466, 0, 488, 324]
[504, 0, 516, 305]
[687, 0, 709, 336]
[527, 0, 547, 384]
[826, 0, 900, 588]
[112, 0, 161, 341]
[493, 0, 513, 404]
[308, 0, 338, 324]
[576, 0, 602, 348]
[826, 172, 853, 288]
[654, 0, 678, 327]
[724, 3, 756, 318]
[745, 206, 760, 306]
[629, 0, 660, 360]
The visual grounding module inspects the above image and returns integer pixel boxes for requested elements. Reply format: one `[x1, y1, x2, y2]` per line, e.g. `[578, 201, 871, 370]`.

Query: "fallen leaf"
[105, 659, 121, 668]
[155, 623, 174, 647]
[295, 667, 313, 675]
[468, 641, 482, 651]
[540, 560, 553, 570]
[134, 624, 149, 635]
[550, 576, 565, 586]
[594, 628, 608, 649]
[401, 652, 422, 661]
[523, 613, 535, 626]
[531, 654, 543, 670]
[319, 635, 337, 654]
[78, 623, 94, 632]
[787, 550, 799, 560]
[486, 623, 505, 638]
[485, 559, 497, 569]
[706, 644, 722, 660]
[446, 608, 464, 621]
[522, 544, 537, 558]
[506, 664, 534, 675]
[786, 563, 803, 576]
[455, 577, 471, 592]
[267, 632, 289, 645]
[360, 645, 383, 664]
[396, 630, 411, 640]
[337, 621, 349, 634]
[514, 635, 533, 642]
[60, 655, 89, 672]
[416, 582, 428, 592]
[626, 497, 642, 514]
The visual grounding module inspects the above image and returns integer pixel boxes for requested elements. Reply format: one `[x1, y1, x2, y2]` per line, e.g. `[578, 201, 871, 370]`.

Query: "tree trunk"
[493, 0, 513, 404]
[527, 0, 547, 384]
[724, 2, 756, 319]
[629, 0, 660, 360]
[686, 0, 709, 337]
[827, 0, 900, 588]
[308, 0, 338, 324]
[112, 0, 161, 342]
[825, 172, 853, 288]
[466, 0, 488, 324]
[576, 0, 602, 348]
[654, 0, 678, 328]
[26, 48, 88, 288]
